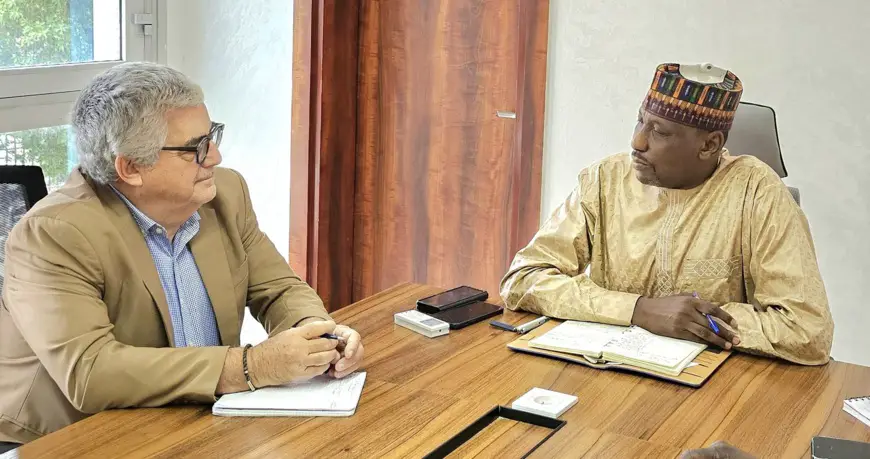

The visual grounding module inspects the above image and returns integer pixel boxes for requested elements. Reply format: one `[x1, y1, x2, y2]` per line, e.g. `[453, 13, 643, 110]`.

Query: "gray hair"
[71, 62, 204, 184]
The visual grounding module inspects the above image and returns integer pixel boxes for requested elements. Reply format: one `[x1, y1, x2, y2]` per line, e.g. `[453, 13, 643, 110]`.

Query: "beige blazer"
[0, 168, 331, 444]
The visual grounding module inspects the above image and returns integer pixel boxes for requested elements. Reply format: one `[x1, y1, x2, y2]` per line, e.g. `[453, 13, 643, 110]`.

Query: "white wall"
[543, 0, 870, 365]
[165, 0, 295, 345]
[164, 0, 293, 260]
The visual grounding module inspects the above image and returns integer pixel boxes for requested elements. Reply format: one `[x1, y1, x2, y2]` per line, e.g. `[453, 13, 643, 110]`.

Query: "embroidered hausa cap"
[642, 63, 743, 132]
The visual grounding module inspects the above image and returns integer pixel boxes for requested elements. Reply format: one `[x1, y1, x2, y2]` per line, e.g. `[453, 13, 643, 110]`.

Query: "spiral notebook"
[843, 396, 870, 427]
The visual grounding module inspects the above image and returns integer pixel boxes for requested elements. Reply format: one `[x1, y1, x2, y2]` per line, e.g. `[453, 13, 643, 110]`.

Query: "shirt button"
[154, 228, 164, 235]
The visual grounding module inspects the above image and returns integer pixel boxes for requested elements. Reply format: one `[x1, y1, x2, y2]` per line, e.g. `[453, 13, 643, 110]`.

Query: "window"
[0, 0, 160, 190]
[0, 0, 121, 71]
[0, 125, 75, 191]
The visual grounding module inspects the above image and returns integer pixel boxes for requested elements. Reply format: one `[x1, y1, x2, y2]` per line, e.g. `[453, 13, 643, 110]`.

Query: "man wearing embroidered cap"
[501, 63, 833, 365]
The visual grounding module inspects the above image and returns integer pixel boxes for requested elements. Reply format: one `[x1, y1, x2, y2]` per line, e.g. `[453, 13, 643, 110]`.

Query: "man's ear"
[698, 130, 726, 160]
[114, 155, 145, 187]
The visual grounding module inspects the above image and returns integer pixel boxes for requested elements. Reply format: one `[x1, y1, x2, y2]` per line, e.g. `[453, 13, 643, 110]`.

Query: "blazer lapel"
[190, 206, 240, 346]
[92, 181, 176, 345]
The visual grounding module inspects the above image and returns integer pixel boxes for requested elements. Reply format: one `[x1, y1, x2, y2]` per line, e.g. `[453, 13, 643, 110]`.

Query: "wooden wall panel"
[290, 0, 361, 311]
[510, 0, 549, 256]
[294, 0, 549, 309]
[313, 0, 361, 311]
[353, 0, 548, 301]
[353, 0, 381, 303]
[289, 0, 314, 279]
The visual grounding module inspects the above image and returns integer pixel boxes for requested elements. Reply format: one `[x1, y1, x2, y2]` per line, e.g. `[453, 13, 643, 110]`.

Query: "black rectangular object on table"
[811, 436, 870, 459]
[430, 301, 503, 329]
[423, 406, 566, 459]
[416, 286, 488, 314]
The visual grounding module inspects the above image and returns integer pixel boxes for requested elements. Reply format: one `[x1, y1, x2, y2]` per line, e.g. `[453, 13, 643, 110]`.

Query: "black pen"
[320, 333, 346, 341]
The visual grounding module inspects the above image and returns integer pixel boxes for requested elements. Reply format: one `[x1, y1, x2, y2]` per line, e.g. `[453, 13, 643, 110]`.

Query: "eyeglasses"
[160, 122, 224, 165]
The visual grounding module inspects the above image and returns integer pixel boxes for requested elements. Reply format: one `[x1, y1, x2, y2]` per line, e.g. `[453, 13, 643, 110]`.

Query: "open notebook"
[212, 372, 366, 417]
[528, 321, 706, 377]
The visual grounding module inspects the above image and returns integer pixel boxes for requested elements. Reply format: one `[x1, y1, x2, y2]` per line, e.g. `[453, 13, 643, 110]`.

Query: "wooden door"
[291, 0, 549, 310]
[353, 0, 548, 301]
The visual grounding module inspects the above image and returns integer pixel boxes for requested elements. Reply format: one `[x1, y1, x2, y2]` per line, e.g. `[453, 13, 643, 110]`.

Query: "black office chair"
[0, 166, 48, 290]
[726, 102, 800, 205]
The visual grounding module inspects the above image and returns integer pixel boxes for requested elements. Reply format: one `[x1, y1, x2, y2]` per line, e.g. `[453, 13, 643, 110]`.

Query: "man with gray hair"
[0, 62, 363, 449]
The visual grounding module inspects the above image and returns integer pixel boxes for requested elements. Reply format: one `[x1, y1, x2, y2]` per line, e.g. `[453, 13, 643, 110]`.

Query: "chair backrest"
[727, 102, 787, 177]
[0, 165, 48, 207]
[726, 102, 799, 204]
[0, 166, 48, 290]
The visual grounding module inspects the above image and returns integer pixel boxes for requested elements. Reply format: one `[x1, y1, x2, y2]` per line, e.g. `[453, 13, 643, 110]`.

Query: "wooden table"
[7, 284, 870, 458]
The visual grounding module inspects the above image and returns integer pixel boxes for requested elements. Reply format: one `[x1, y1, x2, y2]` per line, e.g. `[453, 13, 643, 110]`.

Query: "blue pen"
[693, 292, 720, 334]
[320, 333, 346, 341]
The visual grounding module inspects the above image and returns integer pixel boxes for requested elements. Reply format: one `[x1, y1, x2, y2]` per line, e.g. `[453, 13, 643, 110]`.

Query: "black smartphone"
[430, 302, 503, 329]
[416, 286, 488, 314]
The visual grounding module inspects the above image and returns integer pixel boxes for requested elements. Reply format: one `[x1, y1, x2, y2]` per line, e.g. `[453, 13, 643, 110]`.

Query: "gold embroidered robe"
[500, 152, 833, 365]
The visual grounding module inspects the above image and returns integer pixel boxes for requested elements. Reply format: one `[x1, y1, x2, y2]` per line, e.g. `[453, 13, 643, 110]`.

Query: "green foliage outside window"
[0, 0, 79, 190]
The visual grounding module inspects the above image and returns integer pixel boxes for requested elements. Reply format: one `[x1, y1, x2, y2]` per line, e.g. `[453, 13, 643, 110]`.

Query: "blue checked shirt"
[111, 187, 221, 347]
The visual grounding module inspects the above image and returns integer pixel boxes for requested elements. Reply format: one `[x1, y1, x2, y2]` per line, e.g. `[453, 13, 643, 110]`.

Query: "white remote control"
[394, 310, 449, 338]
